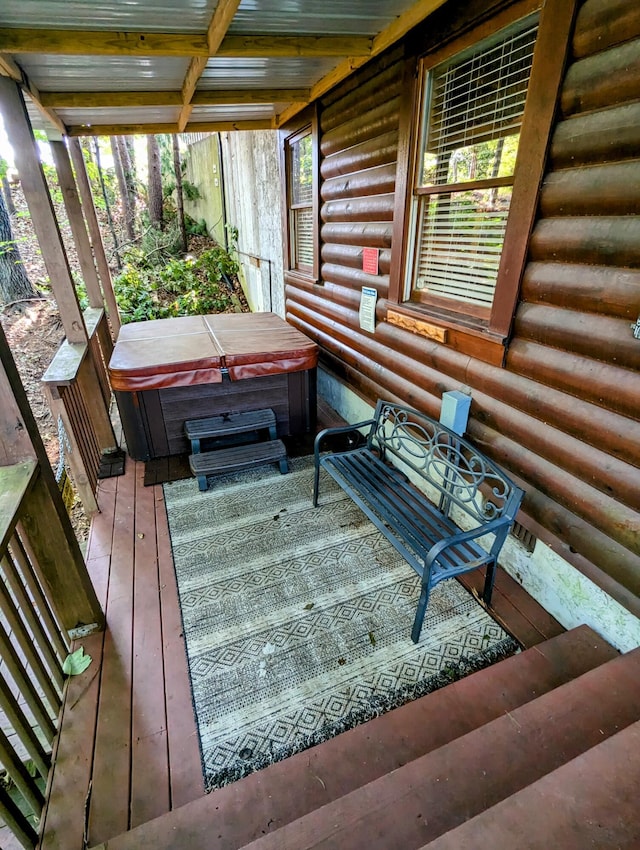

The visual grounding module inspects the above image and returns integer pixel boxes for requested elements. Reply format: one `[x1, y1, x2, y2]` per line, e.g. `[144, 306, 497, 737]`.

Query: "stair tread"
[189, 440, 287, 474]
[98, 626, 618, 850]
[423, 719, 640, 850]
[235, 644, 639, 850]
[185, 408, 276, 439]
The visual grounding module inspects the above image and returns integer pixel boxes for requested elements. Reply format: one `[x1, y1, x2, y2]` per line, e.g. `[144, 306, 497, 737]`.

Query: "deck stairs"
[91, 624, 640, 849]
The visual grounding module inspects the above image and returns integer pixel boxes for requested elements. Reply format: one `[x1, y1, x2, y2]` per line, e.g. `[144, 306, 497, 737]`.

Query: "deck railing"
[0, 460, 70, 849]
[42, 307, 117, 516]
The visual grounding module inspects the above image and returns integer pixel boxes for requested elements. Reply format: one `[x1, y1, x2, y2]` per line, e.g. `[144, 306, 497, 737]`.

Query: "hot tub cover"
[108, 313, 318, 392]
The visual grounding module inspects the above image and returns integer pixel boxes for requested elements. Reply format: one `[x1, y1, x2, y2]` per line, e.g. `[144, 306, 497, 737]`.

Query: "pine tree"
[0, 185, 37, 304]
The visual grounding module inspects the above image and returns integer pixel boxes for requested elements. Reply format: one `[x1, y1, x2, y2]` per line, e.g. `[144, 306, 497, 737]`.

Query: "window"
[282, 108, 319, 284]
[405, 15, 538, 320]
[288, 129, 314, 272]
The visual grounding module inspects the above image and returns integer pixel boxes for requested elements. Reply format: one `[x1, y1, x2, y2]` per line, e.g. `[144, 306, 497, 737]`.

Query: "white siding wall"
[220, 130, 285, 317]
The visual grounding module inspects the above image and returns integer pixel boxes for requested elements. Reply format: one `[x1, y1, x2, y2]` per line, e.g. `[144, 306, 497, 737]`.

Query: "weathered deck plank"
[130, 463, 170, 829]
[156, 487, 204, 809]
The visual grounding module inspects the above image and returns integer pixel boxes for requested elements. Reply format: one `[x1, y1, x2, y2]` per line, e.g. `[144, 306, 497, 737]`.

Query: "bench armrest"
[424, 514, 514, 575]
[313, 419, 376, 464]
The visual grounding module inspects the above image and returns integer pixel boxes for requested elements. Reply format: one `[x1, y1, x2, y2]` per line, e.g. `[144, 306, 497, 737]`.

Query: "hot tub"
[108, 313, 318, 461]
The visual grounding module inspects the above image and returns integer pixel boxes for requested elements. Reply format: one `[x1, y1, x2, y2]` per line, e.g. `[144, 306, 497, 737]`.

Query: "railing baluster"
[0, 783, 38, 849]
[7, 533, 69, 661]
[0, 621, 56, 745]
[2, 551, 65, 692]
[0, 673, 50, 779]
[0, 567, 62, 715]
[0, 725, 45, 816]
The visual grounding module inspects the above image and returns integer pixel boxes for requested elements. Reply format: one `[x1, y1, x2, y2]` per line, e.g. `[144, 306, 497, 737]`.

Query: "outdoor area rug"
[163, 456, 518, 791]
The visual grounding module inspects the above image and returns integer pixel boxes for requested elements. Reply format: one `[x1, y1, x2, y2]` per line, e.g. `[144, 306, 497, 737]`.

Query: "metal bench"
[313, 400, 524, 643]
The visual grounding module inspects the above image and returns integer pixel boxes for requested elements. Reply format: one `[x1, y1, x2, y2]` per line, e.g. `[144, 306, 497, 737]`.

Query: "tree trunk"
[111, 136, 135, 240]
[93, 137, 121, 270]
[118, 136, 138, 238]
[146, 135, 163, 231]
[0, 188, 37, 303]
[172, 135, 187, 253]
[1, 175, 16, 217]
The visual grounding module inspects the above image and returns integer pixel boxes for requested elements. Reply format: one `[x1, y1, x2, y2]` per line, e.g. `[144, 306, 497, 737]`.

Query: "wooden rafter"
[275, 0, 449, 127]
[0, 28, 209, 57]
[216, 35, 372, 57]
[67, 119, 273, 137]
[178, 0, 242, 133]
[40, 88, 310, 108]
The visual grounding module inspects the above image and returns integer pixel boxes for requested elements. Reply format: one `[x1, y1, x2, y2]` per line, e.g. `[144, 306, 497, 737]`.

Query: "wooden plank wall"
[285, 0, 640, 613]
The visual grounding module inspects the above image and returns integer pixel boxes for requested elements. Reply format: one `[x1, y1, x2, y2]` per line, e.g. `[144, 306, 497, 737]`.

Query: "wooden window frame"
[388, 0, 577, 366]
[280, 104, 321, 287]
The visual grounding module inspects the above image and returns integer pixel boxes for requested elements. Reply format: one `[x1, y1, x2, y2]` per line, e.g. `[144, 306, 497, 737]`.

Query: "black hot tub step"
[184, 408, 277, 453]
[189, 440, 289, 491]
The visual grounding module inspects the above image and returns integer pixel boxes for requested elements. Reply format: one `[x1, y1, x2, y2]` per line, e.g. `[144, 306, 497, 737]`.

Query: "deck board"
[87, 466, 136, 846]
[156, 487, 205, 809]
[41, 398, 562, 848]
[130, 464, 170, 829]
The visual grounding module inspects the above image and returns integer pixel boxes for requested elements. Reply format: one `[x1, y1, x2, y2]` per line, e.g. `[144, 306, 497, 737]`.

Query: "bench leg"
[483, 560, 497, 606]
[411, 581, 432, 644]
[196, 474, 208, 492]
[278, 457, 289, 475]
[268, 423, 278, 442]
[312, 462, 321, 507]
[192, 438, 201, 454]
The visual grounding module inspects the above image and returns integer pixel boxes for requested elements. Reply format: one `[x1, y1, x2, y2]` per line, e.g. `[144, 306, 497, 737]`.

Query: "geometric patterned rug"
[163, 456, 518, 792]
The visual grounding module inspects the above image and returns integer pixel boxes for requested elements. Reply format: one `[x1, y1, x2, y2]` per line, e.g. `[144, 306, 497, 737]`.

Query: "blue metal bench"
[313, 400, 524, 643]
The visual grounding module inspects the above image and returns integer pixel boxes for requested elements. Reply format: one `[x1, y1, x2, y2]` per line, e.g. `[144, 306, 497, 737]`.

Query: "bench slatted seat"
[189, 440, 288, 491]
[313, 400, 524, 643]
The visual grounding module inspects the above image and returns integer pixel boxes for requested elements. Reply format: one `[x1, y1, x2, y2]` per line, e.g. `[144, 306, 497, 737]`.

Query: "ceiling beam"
[40, 88, 310, 108]
[0, 28, 209, 57]
[216, 35, 373, 57]
[178, 0, 241, 132]
[41, 91, 183, 108]
[67, 119, 273, 137]
[0, 55, 22, 80]
[275, 0, 449, 127]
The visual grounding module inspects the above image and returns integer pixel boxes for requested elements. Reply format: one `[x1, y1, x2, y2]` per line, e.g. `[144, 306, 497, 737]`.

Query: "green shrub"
[114, 244, 239, 323]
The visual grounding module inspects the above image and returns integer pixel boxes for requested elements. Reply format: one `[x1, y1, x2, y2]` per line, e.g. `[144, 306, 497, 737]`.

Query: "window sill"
[385, 303, 506, 367]
[284, 270, 323, 288]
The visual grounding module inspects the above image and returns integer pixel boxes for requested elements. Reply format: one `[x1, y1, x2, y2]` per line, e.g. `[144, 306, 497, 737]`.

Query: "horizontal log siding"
[285, 0, 640, 610]
[507, 0, 640, 589]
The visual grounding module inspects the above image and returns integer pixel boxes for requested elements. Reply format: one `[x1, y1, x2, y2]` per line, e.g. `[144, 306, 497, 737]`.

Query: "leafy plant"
[114, 244, 240, 323]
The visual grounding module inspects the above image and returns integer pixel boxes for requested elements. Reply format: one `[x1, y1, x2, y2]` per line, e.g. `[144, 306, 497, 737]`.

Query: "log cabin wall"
[285, 0, 640, 634]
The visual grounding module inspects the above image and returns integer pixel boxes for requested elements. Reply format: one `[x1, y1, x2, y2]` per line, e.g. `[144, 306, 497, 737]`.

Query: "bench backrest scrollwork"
[368, 401, 522, 526]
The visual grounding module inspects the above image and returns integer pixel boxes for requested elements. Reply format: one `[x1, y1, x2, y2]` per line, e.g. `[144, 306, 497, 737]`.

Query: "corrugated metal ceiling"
[0, 0, 440, 136]
[0, 0, 217, 33]
[15, 55, 191, 93]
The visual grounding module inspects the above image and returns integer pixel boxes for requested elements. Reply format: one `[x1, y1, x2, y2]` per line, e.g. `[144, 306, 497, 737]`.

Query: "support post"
[49, 137, 104, 310]
[0, 77, 86, 344]
[68, 138, 121, 337]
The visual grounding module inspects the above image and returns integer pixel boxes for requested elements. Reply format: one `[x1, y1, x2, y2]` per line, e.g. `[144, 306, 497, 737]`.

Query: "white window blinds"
[411, 17, 538, 309]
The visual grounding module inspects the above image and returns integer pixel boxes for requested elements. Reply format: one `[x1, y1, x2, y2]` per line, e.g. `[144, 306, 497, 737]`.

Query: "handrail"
[42, 306, 116, 515]
[0, 461, 70, 849]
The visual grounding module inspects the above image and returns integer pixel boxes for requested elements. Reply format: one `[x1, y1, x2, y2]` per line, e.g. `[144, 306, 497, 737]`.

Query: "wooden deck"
[38, 399, 563, 850]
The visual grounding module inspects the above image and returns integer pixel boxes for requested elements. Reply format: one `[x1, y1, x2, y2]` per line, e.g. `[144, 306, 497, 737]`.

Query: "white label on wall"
[359, 286, 377, 333]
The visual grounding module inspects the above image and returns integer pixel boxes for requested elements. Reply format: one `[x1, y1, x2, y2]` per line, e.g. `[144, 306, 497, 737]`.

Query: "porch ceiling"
[0, 0, 447, 137]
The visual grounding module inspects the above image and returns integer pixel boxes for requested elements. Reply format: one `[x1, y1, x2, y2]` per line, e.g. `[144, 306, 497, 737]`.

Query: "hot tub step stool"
[185, 408, 277, 454]
[189, 440, 289, 491]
